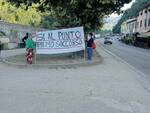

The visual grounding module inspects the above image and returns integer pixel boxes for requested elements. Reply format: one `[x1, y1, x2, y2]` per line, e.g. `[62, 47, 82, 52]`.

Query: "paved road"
[97, 36, 150, 77]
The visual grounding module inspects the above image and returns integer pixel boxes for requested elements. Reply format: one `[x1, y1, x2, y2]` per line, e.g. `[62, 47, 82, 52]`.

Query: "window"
[140, 20, 142, 27]
[148, 18, 150, 26]
[145, 19, 147, 27]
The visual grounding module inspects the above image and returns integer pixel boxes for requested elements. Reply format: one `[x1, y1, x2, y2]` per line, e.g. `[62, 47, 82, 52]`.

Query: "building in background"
[121, 21, 128, 35]
[135, 4, 150, 48]
[126, 18, 137, 36]
[121, 18, 137, 37]
[121, 4, 150, 48]
[121, 4, 150, 36]
[136, 4, 150, 35]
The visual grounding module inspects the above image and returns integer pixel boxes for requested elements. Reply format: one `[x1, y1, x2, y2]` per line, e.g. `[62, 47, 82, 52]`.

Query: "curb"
[1, 52, 102, 69]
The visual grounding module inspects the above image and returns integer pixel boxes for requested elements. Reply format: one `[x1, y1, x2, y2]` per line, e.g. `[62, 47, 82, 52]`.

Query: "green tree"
[40, 13, 60, 29]
[15, 4, 41, 26]
[0, 0, 16, 23]
[0, 0, 41, 26]
[6, 0, 132, 32]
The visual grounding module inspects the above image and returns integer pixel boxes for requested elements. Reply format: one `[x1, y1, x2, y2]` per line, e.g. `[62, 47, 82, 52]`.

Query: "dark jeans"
[87, 47, 93, 60]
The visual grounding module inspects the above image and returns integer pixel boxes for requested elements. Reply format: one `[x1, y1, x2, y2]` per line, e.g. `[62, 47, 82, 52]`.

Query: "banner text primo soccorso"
[36, 27, 85, 54]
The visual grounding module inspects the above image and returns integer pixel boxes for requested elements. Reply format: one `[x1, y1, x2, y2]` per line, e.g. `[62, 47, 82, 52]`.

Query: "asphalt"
[98, 37, 150, 78]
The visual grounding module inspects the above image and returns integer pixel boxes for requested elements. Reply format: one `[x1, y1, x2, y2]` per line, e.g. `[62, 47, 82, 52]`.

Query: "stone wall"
[0, 21, 46, 43]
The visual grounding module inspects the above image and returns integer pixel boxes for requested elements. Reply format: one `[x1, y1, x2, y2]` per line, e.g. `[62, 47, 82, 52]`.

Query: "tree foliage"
[6, 0, 132, 32]
[0, 0, 41, 26]
[113, 0, 150, 33]
[40, 14, 59, 29]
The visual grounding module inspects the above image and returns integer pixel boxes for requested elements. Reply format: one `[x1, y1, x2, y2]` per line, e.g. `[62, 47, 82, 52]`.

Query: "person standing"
[22, 32, 29, 47]
[86, 32, 94, 60]
[25, 33, 36, 64]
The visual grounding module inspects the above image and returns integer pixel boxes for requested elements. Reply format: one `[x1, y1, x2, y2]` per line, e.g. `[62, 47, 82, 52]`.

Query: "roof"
[126, 18, 137, 24]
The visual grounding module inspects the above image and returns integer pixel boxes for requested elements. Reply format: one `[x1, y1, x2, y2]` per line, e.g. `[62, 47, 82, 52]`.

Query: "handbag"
[92, 42, 96, 49]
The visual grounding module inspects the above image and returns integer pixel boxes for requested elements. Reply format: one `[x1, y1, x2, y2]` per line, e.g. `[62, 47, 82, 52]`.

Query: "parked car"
[104, 37, 112, 44]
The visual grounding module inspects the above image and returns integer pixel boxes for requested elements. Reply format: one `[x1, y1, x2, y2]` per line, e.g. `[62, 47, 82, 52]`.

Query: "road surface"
[97, 36, 150, 77]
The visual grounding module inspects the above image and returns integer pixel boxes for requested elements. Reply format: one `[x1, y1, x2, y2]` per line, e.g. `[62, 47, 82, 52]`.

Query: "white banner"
[36, 27, 85, 54]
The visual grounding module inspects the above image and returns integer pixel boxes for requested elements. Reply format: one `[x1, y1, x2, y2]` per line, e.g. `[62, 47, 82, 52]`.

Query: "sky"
[103, 0, 136, 30]
[110, 0, 136, 17]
